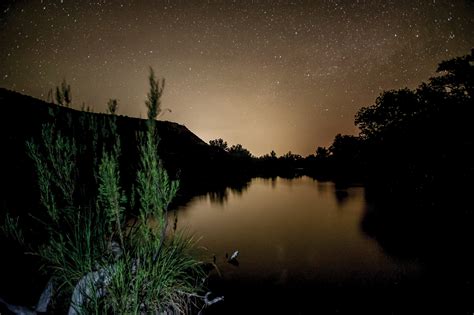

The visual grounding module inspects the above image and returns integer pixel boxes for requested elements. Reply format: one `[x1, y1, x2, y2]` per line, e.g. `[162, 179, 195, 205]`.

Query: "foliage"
[228, 143, 252, 159]
[328, 134, 361, 160]
[259, 150, 277, 161]
[0, 212, 25, 246]
[317, 49, 474, 199]
[107, 99, 119, 115]
[430, 48, 473, 96]
[7, 68, 204, 314]
[354, 89, 419, 139]
[106, 232, 204, 314]
[280, 151, 302, 161]
[315, 147, 329, 159]
[55, 79, 72, 107]
[26, 124, 77, 220]
[209, 138, 228, 151]
[145, 67, 165, 120]
[355, 49, 473, 142]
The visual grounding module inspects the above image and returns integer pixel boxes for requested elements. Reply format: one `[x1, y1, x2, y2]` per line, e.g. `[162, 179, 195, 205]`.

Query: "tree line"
[209, 49, 474, 207]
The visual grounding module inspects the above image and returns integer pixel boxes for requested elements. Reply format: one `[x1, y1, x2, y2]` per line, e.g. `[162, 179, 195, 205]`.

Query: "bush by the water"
[2, 68, 206, 314]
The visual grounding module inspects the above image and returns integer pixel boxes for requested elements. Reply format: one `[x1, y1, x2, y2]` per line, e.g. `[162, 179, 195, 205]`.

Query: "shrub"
[6, 68, 205, 314]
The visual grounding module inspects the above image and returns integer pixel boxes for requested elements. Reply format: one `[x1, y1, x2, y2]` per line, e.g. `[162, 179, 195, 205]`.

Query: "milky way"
[1, 1, 472, 155]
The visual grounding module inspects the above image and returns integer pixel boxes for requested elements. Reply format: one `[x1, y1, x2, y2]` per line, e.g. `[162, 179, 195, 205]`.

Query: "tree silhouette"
[315, 147, 329, 159]
[209, 138, 228, 151]
[329, 134, 360, 157]
[347, 49, 474, 205]
[429, 48, 474, 96]
[355, 50, 473, 143]
[228, 144, 252, 158]
[281, 151, 302, 161]
[354, 88, 419, 139]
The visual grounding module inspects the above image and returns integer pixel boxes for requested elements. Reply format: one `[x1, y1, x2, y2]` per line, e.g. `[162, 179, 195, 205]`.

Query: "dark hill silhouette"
[0, 88, 239, 216]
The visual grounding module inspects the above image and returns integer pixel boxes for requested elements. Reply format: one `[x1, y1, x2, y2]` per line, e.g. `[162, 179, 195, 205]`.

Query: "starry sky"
[1, 1, 472, 156]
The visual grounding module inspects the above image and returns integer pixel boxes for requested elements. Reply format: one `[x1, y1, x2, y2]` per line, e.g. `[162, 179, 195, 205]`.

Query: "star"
[0, 1, 471, 156]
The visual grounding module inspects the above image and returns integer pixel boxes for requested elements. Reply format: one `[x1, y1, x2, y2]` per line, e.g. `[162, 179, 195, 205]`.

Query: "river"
[173, 176, 464, 314]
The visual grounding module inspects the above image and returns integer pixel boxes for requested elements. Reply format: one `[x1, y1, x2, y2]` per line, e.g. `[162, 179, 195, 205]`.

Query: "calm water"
[173, 177, 431, 314]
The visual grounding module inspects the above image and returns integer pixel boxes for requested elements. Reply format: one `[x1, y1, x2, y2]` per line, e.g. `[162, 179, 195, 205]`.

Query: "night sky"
[1, 1, 472, 156]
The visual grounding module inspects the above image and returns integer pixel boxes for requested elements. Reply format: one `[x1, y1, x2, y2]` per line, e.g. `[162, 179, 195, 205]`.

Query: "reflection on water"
[173, 177, 428, 313]
[174, 177, 474, 313]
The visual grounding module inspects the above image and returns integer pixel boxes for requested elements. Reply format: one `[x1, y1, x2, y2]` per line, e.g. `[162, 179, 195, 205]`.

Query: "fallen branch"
[68, 266, 115, 315]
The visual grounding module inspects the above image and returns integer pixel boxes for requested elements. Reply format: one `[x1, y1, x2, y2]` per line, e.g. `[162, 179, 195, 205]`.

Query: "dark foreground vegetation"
[0, 69, 224, 314]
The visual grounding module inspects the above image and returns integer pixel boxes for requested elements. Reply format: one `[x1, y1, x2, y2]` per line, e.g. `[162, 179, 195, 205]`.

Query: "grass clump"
[4, 68, 205, 314]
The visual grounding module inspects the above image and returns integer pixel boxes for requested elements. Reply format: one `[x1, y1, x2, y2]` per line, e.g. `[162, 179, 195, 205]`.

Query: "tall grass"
[4, 68, 205, 314]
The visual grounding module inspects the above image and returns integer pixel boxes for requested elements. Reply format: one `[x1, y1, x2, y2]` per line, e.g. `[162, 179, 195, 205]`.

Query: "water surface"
[174, 177, 426, 313]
